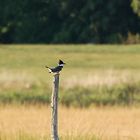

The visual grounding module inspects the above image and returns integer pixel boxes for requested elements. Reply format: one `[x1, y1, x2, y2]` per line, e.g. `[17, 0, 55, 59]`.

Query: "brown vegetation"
[0, 105, 139, 140]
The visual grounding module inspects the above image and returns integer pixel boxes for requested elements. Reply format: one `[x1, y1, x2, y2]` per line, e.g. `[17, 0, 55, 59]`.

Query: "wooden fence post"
[51, 73, 59, 140]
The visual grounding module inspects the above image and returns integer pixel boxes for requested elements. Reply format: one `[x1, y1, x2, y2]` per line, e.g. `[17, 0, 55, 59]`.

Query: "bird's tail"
[45, 66, 52, 73]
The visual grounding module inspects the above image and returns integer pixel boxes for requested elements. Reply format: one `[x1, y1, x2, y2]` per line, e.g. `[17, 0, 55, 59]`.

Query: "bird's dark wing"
[51, 66, 62, 72]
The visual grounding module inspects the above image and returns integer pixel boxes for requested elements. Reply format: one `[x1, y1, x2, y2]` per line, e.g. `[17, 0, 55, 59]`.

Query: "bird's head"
[58, 59, 66, 66]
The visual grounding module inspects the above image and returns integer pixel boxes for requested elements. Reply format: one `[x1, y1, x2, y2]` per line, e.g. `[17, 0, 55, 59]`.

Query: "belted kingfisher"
[45, 60, 66, 73]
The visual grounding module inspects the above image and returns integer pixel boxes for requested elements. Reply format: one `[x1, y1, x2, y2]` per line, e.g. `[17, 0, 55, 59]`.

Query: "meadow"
[0, 44, 140, 106]
[0, 105, 140, 140]
[0, 44, 140, 139]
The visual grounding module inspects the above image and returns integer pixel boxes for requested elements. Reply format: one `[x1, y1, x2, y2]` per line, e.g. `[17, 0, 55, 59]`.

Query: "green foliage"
[60, 87, 94, 107]
[0, 0, 140, 43]
[0, 81, 140, 107]
[0, 90, 50, 105]
[131, 0, 140, 16]
[60, 82, 140, 107]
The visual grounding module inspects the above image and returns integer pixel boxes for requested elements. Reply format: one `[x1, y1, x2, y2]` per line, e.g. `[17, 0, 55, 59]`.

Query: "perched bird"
[45, 60, 66, 73]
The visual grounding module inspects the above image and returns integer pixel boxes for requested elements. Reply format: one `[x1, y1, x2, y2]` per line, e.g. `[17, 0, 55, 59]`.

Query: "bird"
[45, 60, 66, 73]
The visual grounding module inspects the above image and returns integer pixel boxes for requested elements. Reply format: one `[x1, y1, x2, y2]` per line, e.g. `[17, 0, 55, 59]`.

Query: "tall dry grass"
[62, 70, 140, 89]
[0, 69, 140, 89]
[0, 69, 140, 106]
[0, 105, 140, 140]
[0, 71, 38, 90]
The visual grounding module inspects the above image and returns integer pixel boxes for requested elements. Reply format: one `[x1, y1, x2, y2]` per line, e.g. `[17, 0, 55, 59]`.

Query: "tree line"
[0, 0, 140, 44]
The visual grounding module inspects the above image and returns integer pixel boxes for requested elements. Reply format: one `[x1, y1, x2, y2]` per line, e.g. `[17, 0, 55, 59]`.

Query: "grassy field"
[1, 44, 140, 83]
[0, 105, 140, 140]
[0, 44, 140, 106]
[0, 44, 140, 139]
[1, 44, 140, 78]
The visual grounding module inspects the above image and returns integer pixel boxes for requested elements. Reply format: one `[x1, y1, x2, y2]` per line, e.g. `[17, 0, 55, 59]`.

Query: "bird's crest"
[59, 60, 65, 65]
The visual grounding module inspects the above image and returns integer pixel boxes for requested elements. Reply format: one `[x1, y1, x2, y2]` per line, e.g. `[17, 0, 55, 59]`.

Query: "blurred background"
[0, 0, 140, 44]
[0, 0, 140, 140]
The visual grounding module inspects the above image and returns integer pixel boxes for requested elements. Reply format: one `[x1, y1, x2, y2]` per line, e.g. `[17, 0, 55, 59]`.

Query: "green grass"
[0, 44, 140, 106]
[0, 44, 140, 82]
[1, 44, 140, 70]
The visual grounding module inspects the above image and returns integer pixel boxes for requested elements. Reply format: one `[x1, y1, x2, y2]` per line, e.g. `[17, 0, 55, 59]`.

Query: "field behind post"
[0, 44, 140, 139]
[0, 44, 140, 106]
